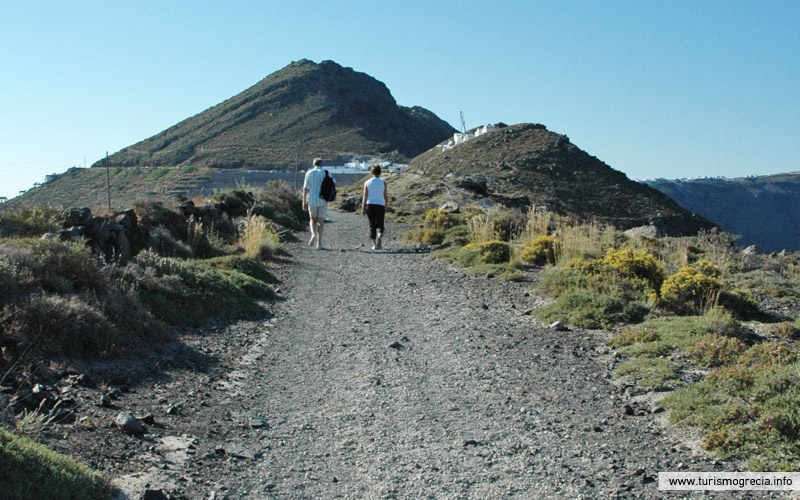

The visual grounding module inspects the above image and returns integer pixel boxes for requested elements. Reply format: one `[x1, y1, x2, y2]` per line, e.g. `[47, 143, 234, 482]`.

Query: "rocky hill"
[644, 172, 800, 252]
[97, 59, 456, 169]
[391, 123, 714, 235]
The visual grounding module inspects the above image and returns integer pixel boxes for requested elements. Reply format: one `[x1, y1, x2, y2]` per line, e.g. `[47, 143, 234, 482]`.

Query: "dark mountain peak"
[98, 60, 455, 169]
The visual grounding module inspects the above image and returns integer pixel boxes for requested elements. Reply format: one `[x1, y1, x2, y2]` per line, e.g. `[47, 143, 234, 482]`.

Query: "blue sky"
[1, 0, 798, 200]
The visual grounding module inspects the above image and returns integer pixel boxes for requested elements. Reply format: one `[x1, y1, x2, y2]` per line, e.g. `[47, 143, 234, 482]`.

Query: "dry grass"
[466, 210, 497, 245]
[520, 204, 553, 243]
[552, 219, 618, 266]
[239, 215, 284, 260]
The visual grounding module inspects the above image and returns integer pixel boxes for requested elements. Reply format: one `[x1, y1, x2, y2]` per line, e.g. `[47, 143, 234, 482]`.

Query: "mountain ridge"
[97, 59, 456, 169]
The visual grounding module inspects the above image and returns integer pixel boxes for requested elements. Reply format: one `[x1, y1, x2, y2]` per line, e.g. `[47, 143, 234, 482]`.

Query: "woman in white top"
[362, 164, 388, 250]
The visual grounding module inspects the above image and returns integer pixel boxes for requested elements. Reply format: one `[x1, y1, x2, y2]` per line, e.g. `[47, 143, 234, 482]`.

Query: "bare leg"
[315, 218, 324, 247]
[308, 218, 317, 246]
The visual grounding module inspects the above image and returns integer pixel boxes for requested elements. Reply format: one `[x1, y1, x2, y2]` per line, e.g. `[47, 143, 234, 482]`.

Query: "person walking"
[362, 164, 388, 250]
[303, 157, 327, 250]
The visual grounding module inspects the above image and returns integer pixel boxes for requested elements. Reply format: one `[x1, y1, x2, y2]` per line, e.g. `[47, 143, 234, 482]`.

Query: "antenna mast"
[460, 111, 466, 134]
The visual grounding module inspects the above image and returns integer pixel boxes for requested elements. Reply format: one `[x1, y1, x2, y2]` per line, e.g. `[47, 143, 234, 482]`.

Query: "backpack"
[320, 170, 337, 202]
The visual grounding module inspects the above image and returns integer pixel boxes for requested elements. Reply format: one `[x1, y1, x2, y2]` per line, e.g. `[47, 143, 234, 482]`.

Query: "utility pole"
[294, 141, 299, 190]
[105, 151, 111, 211]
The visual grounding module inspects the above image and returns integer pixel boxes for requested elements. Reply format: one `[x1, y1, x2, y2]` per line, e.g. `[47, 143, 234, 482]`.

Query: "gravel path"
[162, 210, 743, 500]
[105, 210, 774, 499]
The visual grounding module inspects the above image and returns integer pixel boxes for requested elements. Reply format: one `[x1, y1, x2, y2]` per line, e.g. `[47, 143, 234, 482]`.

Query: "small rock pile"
[45, 207, 144, 265]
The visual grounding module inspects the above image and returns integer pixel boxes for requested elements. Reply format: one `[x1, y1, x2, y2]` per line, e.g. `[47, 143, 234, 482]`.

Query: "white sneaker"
[371, 244, 377, 250]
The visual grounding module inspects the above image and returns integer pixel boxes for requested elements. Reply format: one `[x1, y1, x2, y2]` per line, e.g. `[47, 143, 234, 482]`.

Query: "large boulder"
[457, 174, 488, 196]
[338, 195, 361, 212]
[61, 207, 92, 228]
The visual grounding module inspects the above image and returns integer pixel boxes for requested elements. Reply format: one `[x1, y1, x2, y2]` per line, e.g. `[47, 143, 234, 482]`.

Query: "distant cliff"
[644, 172, 800, 252]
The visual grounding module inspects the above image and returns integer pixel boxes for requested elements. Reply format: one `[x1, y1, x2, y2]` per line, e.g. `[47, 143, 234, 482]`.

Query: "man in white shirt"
[302, 158, 327, 249]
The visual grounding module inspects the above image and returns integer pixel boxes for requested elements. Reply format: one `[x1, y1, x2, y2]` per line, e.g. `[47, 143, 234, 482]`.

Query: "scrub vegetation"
[405, 202, 800, 470]
[0, 181, 303, 496]
[0, 427, 112, 500]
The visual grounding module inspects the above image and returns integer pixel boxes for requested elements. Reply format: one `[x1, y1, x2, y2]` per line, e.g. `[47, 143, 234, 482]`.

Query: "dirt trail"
[113, 211, 749, 499]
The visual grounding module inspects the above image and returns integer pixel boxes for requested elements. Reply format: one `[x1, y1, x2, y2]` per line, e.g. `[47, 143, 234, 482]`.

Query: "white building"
[474, 124, 496, 137]
[442, 123, 496, 151]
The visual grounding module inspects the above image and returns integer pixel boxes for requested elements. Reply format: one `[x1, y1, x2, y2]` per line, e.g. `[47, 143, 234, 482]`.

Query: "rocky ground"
[3, 211, 787, 499]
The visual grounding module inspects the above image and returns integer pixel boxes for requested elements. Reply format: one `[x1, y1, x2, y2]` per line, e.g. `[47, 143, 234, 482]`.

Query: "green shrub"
[0, 426, 112, 500]
[696, 307, 747, 337]
[718, 287, 760, 319]
[534, 249, 665, 329]
[536, 266, 596, 298]
[443, 225, 470, 247]
[5, 295, 108, 358]
[614, 357, 678, 389]
[463, 263, 519, 278]
[474, 240, 510, 264]
[0, 205, 61, 237]
[404, 228, 425, 243]
[607, 327, 660, 347]
[738, 341, 798, 367]
[213, 182, 305, 233]
[602, 247, 664, 292]
[421, 229, 445, 245]
[660, 262, 722, 314]
[607, 311, 745, 364]
[489, 212, 524, 241]
[214, 269, 274, 299]
[424, 209, 460, 230]
[687, 334, 745, 367]
[25, 239, 107, 294]
[520, 235, 555, 265]
[772, 322, 800, 339]
[455, 245, 480, 267]
[0, 240, 166, 359]
[0, 257, 37, 303]
[2, 287, 163, 358]
[134, 200, 192, 256]
[146, 167, 172, 180]
[127, 251, 270, 326]
[664, 345, 800, 471]
[534, 289, 649, 329]
[502, 269, 527, 282]
[205, 255, 277, 284]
